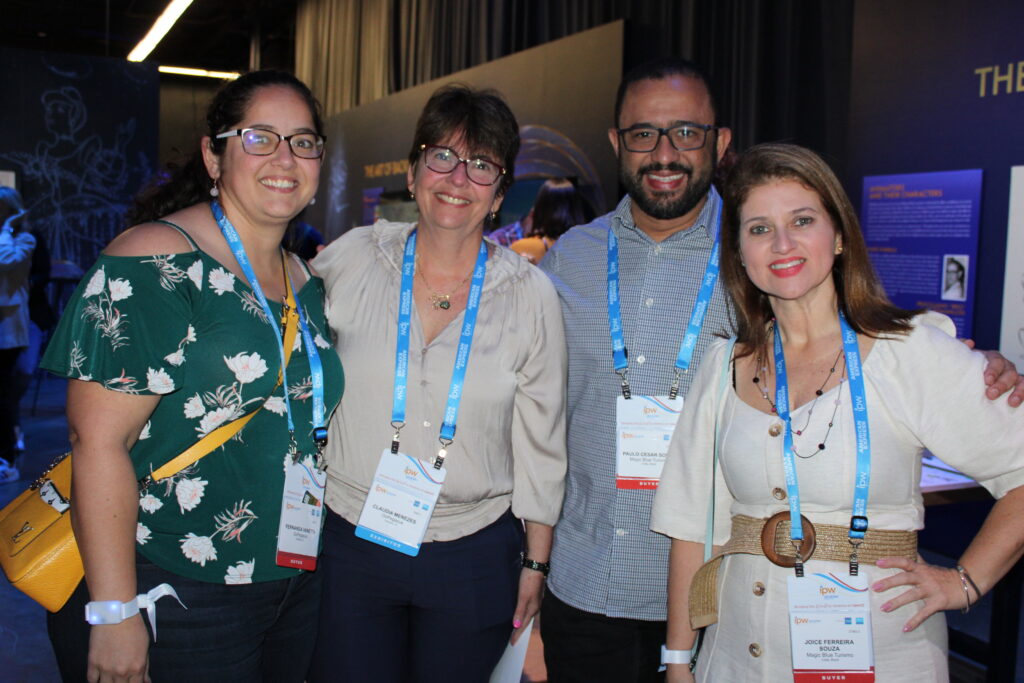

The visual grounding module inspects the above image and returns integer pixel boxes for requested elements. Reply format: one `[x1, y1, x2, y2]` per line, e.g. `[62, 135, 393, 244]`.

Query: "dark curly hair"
[126, 70, 324, 225]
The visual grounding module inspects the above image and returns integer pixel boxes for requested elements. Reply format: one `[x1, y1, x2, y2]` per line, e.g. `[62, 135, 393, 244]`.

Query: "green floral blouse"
[41, 242, 344, 584]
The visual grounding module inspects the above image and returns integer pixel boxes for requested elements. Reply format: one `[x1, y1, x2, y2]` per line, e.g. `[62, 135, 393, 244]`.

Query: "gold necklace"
[415, 255, 472, 310]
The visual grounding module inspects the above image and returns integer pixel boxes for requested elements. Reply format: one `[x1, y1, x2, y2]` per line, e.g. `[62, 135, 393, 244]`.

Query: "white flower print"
[136, 522, 152, 545]
[180, 533, 218, 566]
[314, 333, 331, 349]
[209, 267, 236, 295]
[164, 349, 185, 366]
[213, 500, 258, 543]
[175, 477, 209, 513]
[83, 267, 106, 297]
[146, 367, 175, 394]
[107, 278, 133, 302]
[224, 352, 268, 385]
[139, 493, 163, 514]
[198, 406, 235, 435]
[184, 394, 206, 419]
[143, 255, 189, 291]
[264, 395, 287, 415]
[224, 559, 255, 585]
[185, 325, 197, 343]
[292, 332, 302, 353]
[186, 260, 204, 290]
[138, 421, 151, 440]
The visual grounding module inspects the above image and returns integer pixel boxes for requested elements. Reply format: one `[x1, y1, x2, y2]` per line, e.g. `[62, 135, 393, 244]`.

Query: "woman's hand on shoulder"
[105, 222, 194, 258]
[87, 616, 151, 682]
[872, 557, 967, 632]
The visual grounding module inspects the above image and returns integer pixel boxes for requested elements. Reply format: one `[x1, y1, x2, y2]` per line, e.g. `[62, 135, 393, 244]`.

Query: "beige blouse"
[313, 220, 568, 541]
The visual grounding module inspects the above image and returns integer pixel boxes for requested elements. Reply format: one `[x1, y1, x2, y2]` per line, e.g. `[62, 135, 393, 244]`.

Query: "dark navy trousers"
[309, 507, 522, 683]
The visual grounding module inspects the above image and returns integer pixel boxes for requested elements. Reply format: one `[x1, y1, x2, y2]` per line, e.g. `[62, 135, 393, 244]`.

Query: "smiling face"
[609, 75, 731, 238]
[407, 133, 504, 236]
[202, 84, 321, 229]
[738, 179, 842, 307]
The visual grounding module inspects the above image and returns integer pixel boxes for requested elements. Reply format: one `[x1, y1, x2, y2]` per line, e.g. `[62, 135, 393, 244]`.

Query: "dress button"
[749, 643, 762, 657]
[422, 421, 431, 428]
[636, 355, 646, 365]
[768, 423, 783, 437]
[752, 581, 766, 596]
[615, 528, 627, 536]
[645, 298, 654, 307]
[772, 487, 786, 500]
[654, 245, 663, 255]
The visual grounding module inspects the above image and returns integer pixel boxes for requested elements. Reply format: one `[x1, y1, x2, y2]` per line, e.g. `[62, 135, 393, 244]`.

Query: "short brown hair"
[408, 84, 520, 197]
[721, 143, 918, 357]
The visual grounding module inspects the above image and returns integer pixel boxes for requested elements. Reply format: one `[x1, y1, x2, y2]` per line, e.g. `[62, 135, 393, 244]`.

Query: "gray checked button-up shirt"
[539, 192, 733, 621]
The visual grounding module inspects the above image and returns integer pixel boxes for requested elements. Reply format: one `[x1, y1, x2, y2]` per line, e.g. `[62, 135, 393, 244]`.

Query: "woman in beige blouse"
[309, 84, 567, 682]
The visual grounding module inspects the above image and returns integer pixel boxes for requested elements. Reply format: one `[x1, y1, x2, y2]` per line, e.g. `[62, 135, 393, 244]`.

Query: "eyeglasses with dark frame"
[419, 144, 505, 186]
[215, 128, 326, 159]
[616, 122, 719, 153]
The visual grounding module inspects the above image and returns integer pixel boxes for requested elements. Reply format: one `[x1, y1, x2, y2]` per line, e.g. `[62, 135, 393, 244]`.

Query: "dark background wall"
[846, 0, 1024, 350]
[0, 47, 158, 268]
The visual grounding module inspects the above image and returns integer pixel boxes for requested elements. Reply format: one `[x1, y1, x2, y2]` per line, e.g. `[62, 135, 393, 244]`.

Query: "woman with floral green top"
[41, 70, 344, 683]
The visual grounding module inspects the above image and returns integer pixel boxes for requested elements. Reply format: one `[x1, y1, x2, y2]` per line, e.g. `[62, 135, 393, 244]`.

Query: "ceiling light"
[158, 66, 241, 80]
[127, 0, 195, 62]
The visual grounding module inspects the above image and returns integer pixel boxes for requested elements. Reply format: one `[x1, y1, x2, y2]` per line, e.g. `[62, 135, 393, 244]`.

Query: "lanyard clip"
[390, 421, 404, 454]
[848, 539, 863, 576]
[616, 370, 631, 400]
[313, 426, 328, 451]
[792, 541, 805, 578]
[669, 368, 684, 401]
[434, 438, 452, 470]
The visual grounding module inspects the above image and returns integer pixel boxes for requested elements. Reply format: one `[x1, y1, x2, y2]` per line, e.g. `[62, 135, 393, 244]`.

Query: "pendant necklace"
[753, 345, 846, 458]
[416, 254, 473, 310]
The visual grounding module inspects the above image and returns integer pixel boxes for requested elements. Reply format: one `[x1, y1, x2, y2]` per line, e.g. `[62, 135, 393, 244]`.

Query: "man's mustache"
[636, 162, 692, 177]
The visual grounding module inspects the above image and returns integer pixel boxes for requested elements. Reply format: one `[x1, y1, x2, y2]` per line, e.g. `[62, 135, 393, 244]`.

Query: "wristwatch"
[521, 556, 551, 577]
[85, 597, 141, 625]
[661, 644, 693, 665]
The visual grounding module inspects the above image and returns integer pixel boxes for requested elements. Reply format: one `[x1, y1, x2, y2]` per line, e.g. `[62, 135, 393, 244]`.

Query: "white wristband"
[84, 583, 186, 640]
[660, 644, 693, 667]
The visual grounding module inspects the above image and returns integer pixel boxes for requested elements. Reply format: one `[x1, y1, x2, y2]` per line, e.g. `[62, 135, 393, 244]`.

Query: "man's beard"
[620, 159, 715, 221]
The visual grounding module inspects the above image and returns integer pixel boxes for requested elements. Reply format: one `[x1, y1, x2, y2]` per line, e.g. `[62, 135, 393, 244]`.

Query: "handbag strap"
[147, 262, 301, 483]
[704, 336, 737, 562]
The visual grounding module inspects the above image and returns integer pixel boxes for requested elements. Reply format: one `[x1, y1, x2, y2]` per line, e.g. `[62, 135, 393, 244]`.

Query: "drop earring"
[309, 196, 316, 206]
[209, 180, 219, 198]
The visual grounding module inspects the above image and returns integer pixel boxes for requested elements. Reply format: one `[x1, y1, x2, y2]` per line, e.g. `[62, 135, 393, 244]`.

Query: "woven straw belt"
[689, 514, 917, 628]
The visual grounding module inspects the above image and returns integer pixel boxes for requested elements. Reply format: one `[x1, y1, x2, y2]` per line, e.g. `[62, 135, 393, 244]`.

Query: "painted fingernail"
[880, 602, 890, 612]
[903, 625, 911, 632]
[513, 619, 522, 629]
[871, 583, 882, 591]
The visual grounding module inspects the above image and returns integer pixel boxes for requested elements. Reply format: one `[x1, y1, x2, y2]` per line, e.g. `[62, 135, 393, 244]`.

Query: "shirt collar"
[611, 187, 721, 246]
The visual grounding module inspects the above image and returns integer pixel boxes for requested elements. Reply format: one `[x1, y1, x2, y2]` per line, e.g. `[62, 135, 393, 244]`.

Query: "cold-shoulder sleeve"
[510, 266, 568, 525]
[651, 337, 735, 545]
[41, 253, 202, 395]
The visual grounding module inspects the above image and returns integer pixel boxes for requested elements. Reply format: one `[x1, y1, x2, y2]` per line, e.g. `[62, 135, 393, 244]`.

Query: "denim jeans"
[48, 553, 322, 682]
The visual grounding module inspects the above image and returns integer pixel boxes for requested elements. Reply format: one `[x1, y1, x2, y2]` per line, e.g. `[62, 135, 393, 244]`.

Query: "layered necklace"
[753, 345, 846, 458]
[416, 254, 473, 310]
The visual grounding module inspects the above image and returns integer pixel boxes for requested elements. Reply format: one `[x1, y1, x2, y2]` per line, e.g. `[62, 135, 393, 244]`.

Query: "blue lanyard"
[607, 187, 723, 400]
[390, 230, 489, 469]
[774, 311, 871, 576]
[211, 201, 328, 454]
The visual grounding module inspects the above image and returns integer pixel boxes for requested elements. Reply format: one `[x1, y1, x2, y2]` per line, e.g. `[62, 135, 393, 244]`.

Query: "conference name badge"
[614, 395, 682, 489]
[355, 450, 446, 556]
[275, 455, 327, 570]
[787, 573, 875, 682]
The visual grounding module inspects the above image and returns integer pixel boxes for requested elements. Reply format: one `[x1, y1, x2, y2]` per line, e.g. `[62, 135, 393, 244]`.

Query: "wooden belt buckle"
[760, 511, 816, 567]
